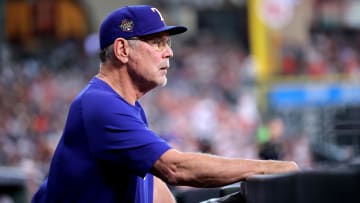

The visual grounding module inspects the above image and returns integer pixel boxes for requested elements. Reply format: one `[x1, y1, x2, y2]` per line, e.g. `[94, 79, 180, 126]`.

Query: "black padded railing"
[200, 167, 360, 203]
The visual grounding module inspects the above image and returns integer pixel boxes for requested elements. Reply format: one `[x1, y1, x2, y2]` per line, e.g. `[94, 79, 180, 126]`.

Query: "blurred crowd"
[0, 40, 95, 198]
[281, 30, 360, 77]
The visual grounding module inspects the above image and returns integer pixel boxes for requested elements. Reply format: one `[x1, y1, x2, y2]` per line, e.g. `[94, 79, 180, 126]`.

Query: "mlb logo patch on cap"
[120, 19, 134, 32]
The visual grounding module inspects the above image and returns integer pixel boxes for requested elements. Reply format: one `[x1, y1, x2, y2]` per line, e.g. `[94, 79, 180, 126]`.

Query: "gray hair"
[99, 40, 137, 63]
[99, 44, 115, 63]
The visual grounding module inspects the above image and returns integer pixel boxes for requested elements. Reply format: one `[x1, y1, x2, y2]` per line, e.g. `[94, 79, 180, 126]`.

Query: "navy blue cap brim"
[140, 25, 188, 37]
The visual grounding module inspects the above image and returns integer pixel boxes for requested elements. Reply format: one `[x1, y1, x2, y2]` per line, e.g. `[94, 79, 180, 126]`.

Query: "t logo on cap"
[151, 8, 164, 21]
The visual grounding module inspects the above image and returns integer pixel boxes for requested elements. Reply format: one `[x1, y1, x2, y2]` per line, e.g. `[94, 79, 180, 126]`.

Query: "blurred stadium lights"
[0, 0, 4, 68]
[156, 0, 246, 8]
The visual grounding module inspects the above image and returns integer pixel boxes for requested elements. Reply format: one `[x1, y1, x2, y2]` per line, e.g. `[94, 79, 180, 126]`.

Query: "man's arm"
[151, 149, 298, 188]
[153, 176, 177, 203]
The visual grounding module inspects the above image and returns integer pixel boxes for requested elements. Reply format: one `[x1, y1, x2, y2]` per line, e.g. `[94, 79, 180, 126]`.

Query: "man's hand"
[262, 160, 300, 174]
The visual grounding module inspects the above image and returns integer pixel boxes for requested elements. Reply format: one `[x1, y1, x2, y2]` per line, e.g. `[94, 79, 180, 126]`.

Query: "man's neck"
[96, 65, 143, 106]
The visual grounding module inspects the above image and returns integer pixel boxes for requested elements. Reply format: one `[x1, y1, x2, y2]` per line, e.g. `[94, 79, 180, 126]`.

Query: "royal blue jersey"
[32, 77, 171, 203]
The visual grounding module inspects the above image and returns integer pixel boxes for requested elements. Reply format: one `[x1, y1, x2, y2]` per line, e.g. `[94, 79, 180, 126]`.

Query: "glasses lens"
[128, 36, 171, 51]
[147, 38, 171, 51]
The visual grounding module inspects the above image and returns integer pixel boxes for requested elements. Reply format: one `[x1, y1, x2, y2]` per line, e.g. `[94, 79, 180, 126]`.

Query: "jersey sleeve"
[81, 90, 171, 177]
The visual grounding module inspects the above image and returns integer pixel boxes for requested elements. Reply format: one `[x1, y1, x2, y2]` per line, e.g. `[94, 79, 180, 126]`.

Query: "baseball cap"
[99, 5, 188, 49]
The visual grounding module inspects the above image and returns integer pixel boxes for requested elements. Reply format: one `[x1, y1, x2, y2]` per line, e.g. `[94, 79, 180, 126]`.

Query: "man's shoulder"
[73, 78, 119, 105]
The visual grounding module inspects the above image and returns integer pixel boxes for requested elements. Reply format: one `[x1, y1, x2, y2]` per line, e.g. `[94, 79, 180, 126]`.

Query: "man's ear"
[113, 38, 130, 63]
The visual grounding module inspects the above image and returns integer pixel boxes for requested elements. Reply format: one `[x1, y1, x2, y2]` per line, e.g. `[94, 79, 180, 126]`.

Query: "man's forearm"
[152, 149, 299, 188]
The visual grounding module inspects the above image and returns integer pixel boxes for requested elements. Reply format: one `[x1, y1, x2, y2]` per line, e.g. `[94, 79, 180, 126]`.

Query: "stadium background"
[0, 0, 359, 202]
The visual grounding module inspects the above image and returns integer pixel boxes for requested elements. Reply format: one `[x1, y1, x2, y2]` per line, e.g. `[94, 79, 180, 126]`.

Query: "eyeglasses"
[127, 36, 171, 52]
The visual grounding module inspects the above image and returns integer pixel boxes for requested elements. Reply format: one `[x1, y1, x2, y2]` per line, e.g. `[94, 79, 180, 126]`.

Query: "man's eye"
[146, 39, 157, 44]
[153, 39, 162, 46]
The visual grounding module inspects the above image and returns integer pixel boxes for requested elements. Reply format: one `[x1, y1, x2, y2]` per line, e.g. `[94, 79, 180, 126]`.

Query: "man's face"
[127, 33, 173, 91]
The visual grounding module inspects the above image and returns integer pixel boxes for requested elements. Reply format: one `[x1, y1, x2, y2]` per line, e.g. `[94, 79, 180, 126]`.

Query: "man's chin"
[160, 78, 167, 87]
